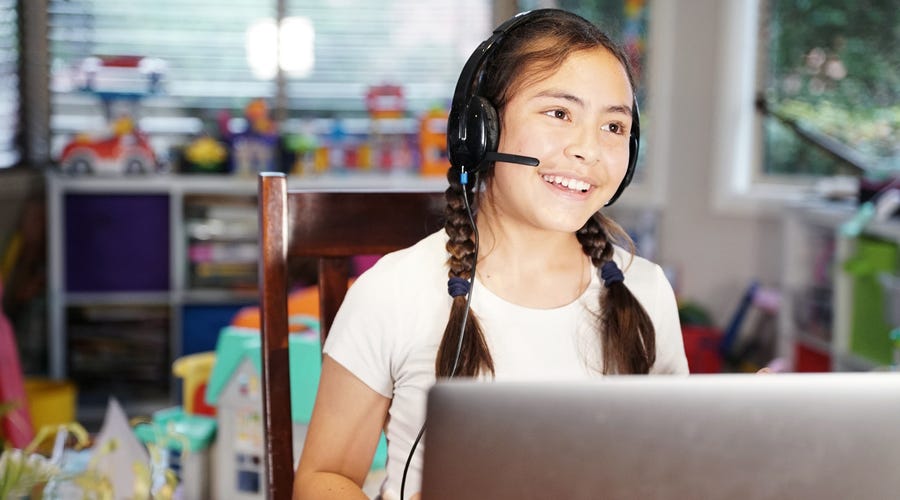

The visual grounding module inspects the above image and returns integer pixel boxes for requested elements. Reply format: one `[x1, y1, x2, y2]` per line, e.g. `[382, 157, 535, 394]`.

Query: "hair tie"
[448, 277, 471, 298]
[601, 260, 624, 288]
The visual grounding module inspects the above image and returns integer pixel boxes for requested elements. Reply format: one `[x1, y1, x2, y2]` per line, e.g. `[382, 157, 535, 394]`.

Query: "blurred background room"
[0, 0, 896, 497]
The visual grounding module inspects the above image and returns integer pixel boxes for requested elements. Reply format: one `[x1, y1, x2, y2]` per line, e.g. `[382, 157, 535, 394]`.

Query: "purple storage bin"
[65, 193, 170, 292]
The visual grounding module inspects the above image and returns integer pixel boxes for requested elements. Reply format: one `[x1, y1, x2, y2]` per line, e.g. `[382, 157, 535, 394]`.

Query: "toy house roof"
[205, 319, 321, 424]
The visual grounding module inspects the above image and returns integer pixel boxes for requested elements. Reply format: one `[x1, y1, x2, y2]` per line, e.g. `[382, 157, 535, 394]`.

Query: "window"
[0, 0, 19, 169]
[713, 0, 898, 212]
[759, 0, 899, 178]
[47, 0, 491, 165]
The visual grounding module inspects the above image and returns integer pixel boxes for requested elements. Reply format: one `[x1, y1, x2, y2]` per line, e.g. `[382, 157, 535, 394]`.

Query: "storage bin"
[843, 236, 897, 366]
[681, 325, 722, 373]
[24, 378, 77, 431]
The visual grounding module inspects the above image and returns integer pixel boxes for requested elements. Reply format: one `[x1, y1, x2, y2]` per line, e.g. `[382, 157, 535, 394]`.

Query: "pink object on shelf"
[352, 254, 382, 276]
[0, 279, 35, 448]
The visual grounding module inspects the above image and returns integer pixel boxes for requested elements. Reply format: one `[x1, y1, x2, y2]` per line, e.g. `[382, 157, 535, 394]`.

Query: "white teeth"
[542, 174, 591, 193]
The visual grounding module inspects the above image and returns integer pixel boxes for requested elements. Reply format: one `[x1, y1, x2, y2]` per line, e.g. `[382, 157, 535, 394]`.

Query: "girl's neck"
[475, 213, 590, 309]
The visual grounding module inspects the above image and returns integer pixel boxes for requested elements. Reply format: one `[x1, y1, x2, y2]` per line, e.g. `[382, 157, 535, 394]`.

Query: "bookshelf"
[46, 172, 445, 422]
[779, 200, 900, 372]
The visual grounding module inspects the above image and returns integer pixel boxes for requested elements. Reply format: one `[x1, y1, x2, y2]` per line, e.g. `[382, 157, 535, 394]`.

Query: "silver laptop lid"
[421, 373, 900, 500]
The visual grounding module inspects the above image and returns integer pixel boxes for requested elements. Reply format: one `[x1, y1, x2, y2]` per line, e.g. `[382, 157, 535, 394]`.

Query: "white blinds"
[47, 0, 491, 158]
[0, 0, 19, 168]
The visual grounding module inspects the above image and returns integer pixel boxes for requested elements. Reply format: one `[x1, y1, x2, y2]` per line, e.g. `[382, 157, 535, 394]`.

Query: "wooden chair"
[257, 172, 445, 498]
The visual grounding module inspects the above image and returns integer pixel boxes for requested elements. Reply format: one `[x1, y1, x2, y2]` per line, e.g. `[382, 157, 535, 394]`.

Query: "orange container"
[419, 108, 449, 176]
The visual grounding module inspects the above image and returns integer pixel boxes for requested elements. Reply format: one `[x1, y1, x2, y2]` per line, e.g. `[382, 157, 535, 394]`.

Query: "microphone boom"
[484, 151, 540, 167]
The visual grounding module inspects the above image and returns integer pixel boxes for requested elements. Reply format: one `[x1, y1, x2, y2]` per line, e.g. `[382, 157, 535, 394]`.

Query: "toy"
[58, 53, 168, 175]
[181, 135, 230, 174]
[76, 55, 167, 99]
[419, 106, 450, 176]
[365, 84, 405, 119]
[204, 324, 317, 498]
[172, 351, 217, 417]
[230, 99, 280, 176]
[58, 116, 159, 175]
[283, 131, 318, 176]
[134, 407, 216, 500]
[204, 320, 388, 499]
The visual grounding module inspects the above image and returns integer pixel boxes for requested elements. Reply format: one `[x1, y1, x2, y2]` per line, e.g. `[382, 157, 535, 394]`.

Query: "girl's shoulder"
[350, 230, 449, 295]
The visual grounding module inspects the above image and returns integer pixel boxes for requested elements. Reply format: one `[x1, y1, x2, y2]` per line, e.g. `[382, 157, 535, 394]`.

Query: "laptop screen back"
[421, 373, 900, 500]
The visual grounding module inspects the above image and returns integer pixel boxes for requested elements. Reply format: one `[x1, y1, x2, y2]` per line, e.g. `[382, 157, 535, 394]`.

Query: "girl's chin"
[537, 212, 600, 234]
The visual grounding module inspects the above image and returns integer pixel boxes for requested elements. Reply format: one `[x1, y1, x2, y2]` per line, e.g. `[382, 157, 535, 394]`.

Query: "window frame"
[710, 0, 869, 217]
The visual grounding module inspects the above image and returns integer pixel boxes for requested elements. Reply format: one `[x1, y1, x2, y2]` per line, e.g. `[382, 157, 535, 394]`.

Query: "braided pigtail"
[435, 169, 495, 378]
[576, 213, 656, 374]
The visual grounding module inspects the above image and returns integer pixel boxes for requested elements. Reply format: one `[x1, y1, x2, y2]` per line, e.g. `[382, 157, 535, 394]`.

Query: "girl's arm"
[294, 355, 391, 499]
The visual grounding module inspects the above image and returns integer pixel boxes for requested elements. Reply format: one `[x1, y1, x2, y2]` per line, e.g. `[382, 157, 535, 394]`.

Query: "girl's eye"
[546, 109, 568, 120]
[603, 122, 626, 135]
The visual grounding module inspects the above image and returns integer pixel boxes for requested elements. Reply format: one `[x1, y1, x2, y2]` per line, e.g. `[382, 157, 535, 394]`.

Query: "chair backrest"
[257, 172, 445, 498]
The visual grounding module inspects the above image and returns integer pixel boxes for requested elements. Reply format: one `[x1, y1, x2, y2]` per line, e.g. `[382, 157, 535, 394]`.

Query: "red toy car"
[59, 117, 159, 175]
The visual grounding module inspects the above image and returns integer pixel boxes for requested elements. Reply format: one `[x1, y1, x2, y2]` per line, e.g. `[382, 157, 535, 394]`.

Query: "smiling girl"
[294, 9, 688, 500]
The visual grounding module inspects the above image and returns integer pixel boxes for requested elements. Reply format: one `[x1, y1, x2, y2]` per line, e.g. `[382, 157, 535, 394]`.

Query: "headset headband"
[449, 10, 543, 129]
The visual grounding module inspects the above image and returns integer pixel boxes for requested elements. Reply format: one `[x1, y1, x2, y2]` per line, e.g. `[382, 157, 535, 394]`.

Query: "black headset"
[446, 8, 640, 206]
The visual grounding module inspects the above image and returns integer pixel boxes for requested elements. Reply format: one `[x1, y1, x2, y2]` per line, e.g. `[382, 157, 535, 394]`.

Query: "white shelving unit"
[46, 172, 446, 420]
[779, 200, 900, 372]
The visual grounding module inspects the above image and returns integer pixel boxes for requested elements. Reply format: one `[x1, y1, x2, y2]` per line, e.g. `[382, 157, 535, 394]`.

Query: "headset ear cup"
[605, 131, 638, 206]
[605, 99, 640, 206]
[464, 96, 500, 173]
[624, 133, 638, 188]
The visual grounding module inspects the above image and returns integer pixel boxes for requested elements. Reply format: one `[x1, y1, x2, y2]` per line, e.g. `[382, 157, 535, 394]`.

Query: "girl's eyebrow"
[605, 104, 633, 117]
[533, 90, 632, 116]
[534, 89, 584, 106]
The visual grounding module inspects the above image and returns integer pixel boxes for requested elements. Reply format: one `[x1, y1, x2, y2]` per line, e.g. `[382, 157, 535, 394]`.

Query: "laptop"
[421, 372, 900, 500]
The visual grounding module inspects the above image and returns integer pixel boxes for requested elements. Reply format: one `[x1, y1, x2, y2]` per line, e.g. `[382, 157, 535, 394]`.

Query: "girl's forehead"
[514, 49, 632, 99]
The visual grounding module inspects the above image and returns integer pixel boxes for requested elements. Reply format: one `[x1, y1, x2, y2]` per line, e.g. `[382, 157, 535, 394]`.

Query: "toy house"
[204, 322, 309, 499]
[205, 321, 387, 499]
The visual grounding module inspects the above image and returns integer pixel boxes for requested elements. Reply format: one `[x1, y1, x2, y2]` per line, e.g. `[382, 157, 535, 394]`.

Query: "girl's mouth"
[542, 174, 592, 193]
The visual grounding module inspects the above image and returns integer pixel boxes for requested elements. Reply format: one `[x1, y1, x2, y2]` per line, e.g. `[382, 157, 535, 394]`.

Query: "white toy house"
[204, 320, 388, 499]
[204, 324, 318, 499]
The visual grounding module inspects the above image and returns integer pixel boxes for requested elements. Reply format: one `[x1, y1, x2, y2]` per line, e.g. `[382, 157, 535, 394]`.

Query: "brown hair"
[437, 10, 655, 378]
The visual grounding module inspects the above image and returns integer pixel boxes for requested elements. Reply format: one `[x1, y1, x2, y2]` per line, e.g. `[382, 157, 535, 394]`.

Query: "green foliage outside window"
[762, 0, 899, 177]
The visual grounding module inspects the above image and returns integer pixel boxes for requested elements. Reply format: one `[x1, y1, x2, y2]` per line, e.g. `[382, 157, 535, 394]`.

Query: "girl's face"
[486, 48, 635, 235]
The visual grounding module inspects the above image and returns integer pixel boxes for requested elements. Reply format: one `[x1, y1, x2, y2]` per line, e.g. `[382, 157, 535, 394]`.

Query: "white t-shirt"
[323, 230, 688, 499]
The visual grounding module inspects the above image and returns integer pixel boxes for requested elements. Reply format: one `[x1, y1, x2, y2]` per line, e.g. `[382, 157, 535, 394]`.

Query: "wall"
[650, 0, 782, 328]
[0, 168, 43, 263]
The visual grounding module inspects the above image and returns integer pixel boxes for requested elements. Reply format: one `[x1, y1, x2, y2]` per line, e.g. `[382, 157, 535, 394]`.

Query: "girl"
[295, 9, 688, 500]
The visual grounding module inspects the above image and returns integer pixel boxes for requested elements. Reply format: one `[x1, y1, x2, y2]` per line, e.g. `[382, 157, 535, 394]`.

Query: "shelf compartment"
[66, 304, 171, 408]
[64, 193, 170, 292]
[791, 285, 833, 344]
[184, 194, 259, 291]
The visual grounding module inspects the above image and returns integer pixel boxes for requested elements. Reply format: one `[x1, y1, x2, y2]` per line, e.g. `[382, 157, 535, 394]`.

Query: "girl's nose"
[564, 126, 601, 165]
